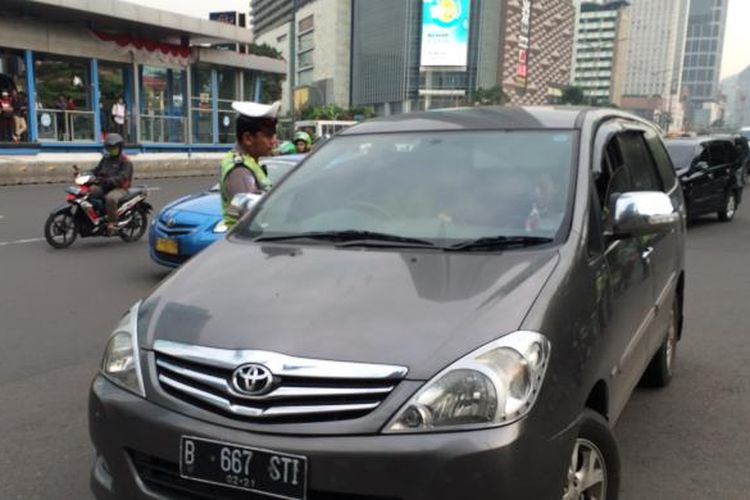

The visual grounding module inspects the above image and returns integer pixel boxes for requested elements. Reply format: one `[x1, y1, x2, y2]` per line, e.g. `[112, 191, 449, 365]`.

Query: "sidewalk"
[0, 152, 222, 185]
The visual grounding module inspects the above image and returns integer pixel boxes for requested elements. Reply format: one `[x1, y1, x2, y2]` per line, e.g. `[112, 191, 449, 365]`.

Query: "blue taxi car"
[149, 154, 303, 267]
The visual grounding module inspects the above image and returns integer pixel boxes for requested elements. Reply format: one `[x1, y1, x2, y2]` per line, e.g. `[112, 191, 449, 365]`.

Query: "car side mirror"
[611, 191, 679, 238]
[227, 192, 263, 221]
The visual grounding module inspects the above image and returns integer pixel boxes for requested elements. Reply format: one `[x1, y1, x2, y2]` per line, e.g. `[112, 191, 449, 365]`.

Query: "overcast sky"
[125, 0, 750, 80]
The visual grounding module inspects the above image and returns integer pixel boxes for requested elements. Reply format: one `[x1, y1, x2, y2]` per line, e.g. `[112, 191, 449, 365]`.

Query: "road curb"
[0, 158, 217, 185]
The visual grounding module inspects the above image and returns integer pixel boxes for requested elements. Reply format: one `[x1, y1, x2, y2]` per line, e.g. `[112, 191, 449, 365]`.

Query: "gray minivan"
[89, 107, 686, 500]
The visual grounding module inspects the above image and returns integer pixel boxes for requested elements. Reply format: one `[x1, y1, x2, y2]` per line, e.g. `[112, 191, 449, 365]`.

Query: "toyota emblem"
[231, 363, 275, 396]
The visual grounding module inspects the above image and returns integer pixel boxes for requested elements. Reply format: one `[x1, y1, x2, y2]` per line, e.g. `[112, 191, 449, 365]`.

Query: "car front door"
[593, 127, 658, 418]
[706, 141, 734, 210]
[682, 144, 713, 214]
[640, 128, 683, 356]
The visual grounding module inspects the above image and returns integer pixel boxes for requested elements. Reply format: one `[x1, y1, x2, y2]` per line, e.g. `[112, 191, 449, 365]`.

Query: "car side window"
[695, 146, 710, 167]
[617, 132, 662, 191]
[708, 141, 727, 166]
[594, 136, 632, 226]
[644, 131, 677, 192]
[723, 141, 737, 164]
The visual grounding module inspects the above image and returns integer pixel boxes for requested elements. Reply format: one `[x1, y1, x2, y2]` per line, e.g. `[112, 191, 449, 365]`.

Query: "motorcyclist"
[276, 140, 297, 155]
[90, 133, 133, 234]
[293, 130, 312, 154]
[220, 100, 280, 228]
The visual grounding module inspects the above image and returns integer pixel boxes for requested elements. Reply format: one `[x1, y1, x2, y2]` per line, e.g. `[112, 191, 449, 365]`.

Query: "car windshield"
[740, 130, 750, 142]
[665, 143, 699, 170]
[236, 130, 576, 246]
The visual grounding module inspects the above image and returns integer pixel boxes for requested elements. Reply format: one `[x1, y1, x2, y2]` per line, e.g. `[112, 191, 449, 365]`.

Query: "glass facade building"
[680, 0, 728, 128]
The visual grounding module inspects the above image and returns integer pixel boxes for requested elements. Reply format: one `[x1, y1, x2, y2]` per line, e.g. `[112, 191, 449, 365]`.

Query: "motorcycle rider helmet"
[293, 131, 312, 147]
[103, 133, 124, 158]
[277, 140, 297, 155]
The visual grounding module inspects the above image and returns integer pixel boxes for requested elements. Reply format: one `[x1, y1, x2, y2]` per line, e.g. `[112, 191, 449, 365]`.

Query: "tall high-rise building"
[622, 0, 689, 130]
[680, 0, 729, 129]
[571, 1, 630, 105]
[351, 0, 575, 114]
[253, 0, 351, 114]
[250, 0, 313, 38]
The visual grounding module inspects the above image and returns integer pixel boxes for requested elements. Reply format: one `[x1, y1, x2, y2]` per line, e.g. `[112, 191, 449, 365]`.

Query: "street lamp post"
[288, 0, 298, 132]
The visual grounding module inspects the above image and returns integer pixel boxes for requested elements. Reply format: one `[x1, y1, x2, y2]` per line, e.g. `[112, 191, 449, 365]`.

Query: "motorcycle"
[43, 166, 152, 249]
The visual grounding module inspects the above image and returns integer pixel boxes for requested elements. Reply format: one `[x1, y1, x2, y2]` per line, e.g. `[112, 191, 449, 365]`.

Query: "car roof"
[339, 106, 592, 135]
[663, 136, 730, 146]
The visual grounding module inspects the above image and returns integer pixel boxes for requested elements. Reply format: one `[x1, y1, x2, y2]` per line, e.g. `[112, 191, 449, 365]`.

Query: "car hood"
[139, 240, 559, 379]
[161, 191, 221, 217]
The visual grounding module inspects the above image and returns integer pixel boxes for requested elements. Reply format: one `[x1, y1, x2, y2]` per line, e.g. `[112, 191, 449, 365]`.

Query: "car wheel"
[718, 191, 737, 222]
[562, 409, 620, 500]
[640, 296, 679, 388]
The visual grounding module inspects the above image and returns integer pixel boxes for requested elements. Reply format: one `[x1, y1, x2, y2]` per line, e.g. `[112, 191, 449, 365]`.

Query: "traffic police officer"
[220, 101, 280, 228]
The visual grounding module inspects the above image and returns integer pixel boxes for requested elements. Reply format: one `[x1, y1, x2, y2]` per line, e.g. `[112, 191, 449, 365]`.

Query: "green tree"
[470, 86, 507, 106]
[248, 43, 283, 60]
[560, 86, 586, 105]
[299, 104, 375, 121]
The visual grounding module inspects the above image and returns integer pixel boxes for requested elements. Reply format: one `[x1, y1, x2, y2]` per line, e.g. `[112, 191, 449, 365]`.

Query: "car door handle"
[641, 246, 654, 261]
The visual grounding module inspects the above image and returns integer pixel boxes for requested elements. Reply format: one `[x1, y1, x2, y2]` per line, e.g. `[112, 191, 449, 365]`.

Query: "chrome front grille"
[152, 340, 408, 423]
[156, 220, 199, 236]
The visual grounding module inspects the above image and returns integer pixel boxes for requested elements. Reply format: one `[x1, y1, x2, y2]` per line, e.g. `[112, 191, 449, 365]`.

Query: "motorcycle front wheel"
[44, 210, 78, 249]
[119, 209, 148, 242]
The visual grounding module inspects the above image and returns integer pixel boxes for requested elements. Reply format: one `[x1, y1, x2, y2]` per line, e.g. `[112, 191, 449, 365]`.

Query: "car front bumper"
[147, 223, 221, 268]
[89, 376, 575, 500]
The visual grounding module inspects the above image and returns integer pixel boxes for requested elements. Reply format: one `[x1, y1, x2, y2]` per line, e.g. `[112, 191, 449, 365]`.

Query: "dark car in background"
[148, 154, 304, 267]
[664, 137, 743, 222]
[90, 107, 686, 500]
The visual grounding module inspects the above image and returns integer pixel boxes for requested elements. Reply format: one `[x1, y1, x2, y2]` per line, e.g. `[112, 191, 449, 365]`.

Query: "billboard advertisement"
[209, 11, 237, 26]
[515, 0, 533, 88]
[420, 0, 472, 67]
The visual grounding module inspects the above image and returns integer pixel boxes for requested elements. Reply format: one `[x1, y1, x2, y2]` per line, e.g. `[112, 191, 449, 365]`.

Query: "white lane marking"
[0, 237, 45, 247]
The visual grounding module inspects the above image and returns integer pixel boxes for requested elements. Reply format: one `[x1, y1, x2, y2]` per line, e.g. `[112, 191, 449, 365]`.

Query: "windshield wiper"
[253, 230, 439, 248]
[447, 235, 554, 252]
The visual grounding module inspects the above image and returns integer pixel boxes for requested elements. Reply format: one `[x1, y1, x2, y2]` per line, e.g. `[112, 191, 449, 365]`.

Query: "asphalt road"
[1, 178, 749, 499]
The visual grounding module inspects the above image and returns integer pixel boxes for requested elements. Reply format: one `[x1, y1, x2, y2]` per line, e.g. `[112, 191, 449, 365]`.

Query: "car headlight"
[101, 302, 145, 397]
[384, 331, 550, 433]
[213, 220, 228, 233]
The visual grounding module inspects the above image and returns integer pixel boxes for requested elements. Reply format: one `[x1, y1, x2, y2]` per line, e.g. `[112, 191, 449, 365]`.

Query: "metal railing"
[37, 109, 96, 142]
[139, 114, 187, 143]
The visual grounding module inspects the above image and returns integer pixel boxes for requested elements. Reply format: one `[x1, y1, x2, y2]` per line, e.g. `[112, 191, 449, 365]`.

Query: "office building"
[621, 0, 689, 130]
[680, 0, 729, 129]
[250, 0, 313, 38]
[571, 1, 630, 105]
[254, 0, 351, 114]
[350, 0, 575, 114]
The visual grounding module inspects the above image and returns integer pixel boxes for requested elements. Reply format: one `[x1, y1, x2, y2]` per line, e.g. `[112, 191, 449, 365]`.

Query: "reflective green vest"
[219, 150, 271, 227]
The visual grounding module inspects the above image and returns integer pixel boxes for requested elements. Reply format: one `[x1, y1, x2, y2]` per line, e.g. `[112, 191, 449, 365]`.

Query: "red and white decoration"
[92, 31, 192, 67]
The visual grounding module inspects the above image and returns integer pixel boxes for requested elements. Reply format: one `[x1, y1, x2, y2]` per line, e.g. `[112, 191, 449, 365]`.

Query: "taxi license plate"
[180, 436, 307, 500]
[155, 238, 178, 255]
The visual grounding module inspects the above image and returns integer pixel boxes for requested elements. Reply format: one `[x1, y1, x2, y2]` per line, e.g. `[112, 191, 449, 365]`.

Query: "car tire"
[119, 210, 148, 242]
[640, 296, 679, 388]
[563, 409, 620, 500]
[718, 191, 737, 222]
[44, 210, 78, 249]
